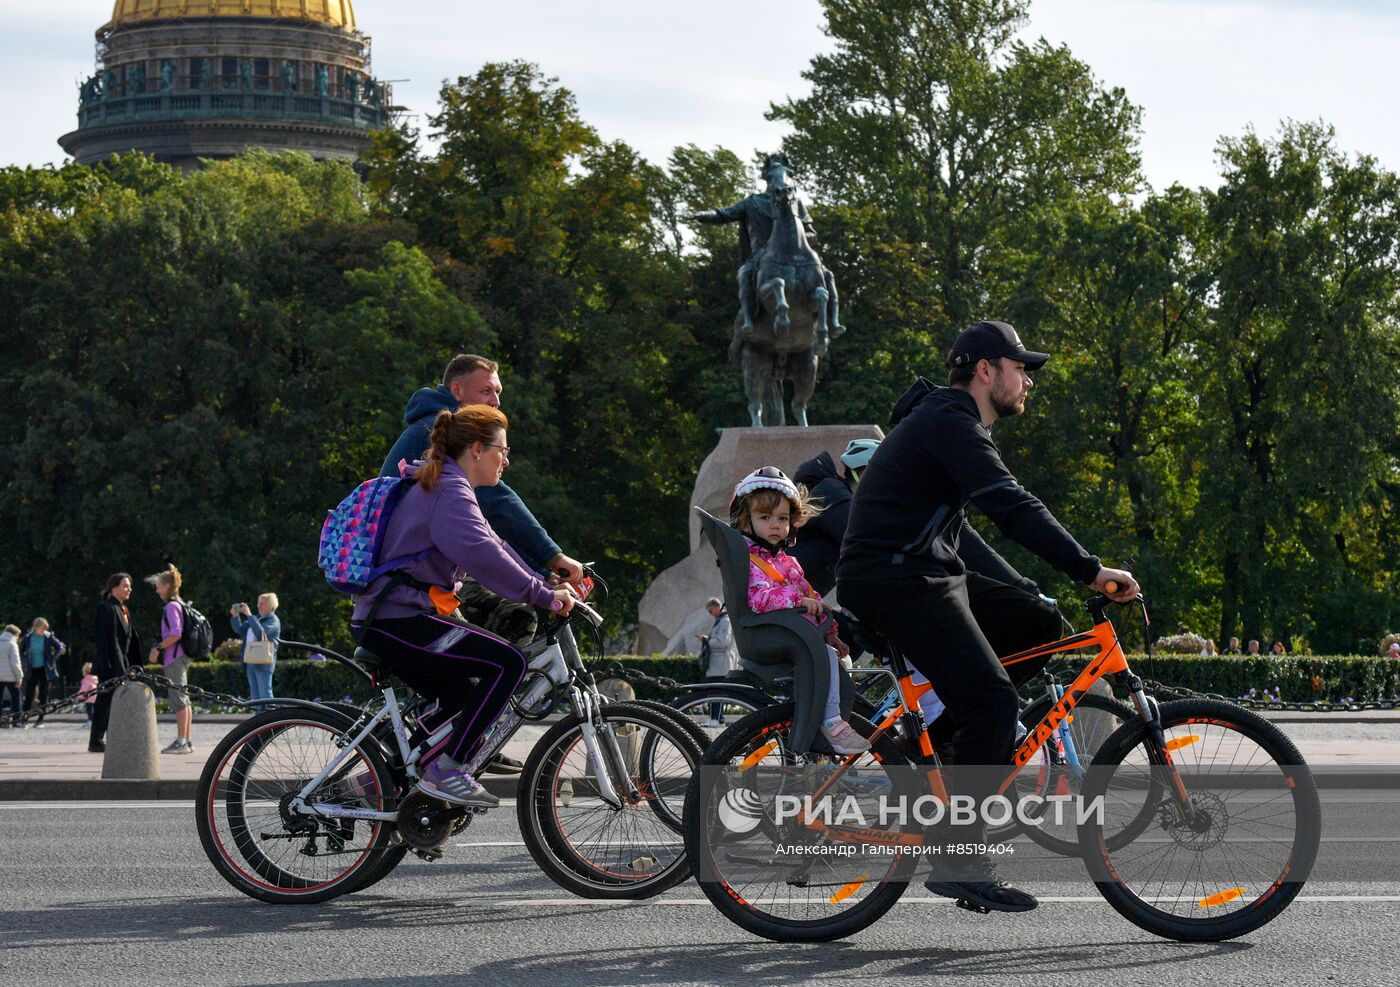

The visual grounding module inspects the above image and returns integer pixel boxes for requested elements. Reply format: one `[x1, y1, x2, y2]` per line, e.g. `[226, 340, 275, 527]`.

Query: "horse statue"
[693, 153, 844, 427]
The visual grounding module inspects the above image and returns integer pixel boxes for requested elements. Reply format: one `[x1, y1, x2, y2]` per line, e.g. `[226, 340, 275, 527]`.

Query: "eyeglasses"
[486, 443, 511, 456]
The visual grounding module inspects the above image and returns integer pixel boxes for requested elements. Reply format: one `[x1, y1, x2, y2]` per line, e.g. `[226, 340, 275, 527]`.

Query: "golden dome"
[106, 0, 356, 30]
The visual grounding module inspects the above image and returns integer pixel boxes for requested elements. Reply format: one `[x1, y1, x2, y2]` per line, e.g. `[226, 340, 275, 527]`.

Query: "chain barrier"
[7, 660, 1391, 729]
[591, 660, 686, 694]
[0, 667, 253, 729]
[591, 659, 1400, 715]
[1136, 676, 1400, 713]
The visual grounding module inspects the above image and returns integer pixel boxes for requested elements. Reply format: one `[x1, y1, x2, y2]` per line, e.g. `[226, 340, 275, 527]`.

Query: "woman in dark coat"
[89, 572, 142, 753]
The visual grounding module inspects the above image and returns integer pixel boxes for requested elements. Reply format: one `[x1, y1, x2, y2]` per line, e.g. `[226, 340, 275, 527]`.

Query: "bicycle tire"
[196, 706, 400, 904]
[684, 703, 919, 942]
[517, 701, 703, 898]
[990, 692, 1154, 855]
[1078, 698, 1321, 941]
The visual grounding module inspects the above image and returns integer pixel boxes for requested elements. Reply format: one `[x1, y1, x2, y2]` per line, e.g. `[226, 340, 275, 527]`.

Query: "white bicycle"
[196, 584, 708, 904]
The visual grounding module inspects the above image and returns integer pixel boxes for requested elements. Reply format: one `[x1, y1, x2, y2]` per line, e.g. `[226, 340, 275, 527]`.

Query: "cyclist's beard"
[990, 376, 1026, 418]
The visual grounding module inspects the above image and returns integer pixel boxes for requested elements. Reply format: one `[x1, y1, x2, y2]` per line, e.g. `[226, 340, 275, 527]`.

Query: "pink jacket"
[745, 540, 837, 641]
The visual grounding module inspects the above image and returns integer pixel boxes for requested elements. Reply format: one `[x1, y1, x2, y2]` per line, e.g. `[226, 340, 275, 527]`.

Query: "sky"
[5, 0, 1400, 192]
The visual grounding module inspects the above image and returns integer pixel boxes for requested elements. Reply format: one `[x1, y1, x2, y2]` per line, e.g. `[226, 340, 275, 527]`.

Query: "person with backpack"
[145, 564, 198, 754]
[230, 593, 281, 701]
[347, 404, 574, 808]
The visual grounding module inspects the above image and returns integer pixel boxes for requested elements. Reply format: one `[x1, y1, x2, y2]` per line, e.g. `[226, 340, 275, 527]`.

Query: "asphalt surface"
[2, 799, 1397, 987]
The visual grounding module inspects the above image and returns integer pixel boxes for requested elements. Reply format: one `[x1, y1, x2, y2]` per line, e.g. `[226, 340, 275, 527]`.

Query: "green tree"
[0, 152, 490, 660]
[366, 63, 706, 628]
[771, 0, 1142, 329]
[1197, 123, 1400, 651]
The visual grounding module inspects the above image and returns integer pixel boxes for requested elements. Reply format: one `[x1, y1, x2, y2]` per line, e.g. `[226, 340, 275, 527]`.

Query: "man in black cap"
[837, 320, 1139, 913]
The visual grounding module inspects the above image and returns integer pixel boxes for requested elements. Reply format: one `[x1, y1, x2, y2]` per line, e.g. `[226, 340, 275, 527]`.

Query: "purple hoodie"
[351, 458, 556, 621]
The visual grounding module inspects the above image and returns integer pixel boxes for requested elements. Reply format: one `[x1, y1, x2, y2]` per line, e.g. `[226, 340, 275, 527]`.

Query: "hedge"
[144, 654, 1400, 707]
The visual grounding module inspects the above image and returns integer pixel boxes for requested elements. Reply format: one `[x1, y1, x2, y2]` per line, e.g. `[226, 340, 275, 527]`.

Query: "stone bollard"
[102, 680, 161, 780]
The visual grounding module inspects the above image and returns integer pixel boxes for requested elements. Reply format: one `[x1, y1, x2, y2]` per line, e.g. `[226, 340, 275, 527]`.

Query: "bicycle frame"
[287, 598, 641, 823]
[785, 597, 1194, 846]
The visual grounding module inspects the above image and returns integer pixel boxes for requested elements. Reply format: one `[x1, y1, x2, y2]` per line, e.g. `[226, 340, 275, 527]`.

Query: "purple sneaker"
[416, 759, 499, 809]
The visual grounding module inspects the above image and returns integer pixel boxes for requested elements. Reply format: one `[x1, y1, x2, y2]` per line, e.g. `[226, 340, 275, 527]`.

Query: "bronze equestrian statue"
[691, 154, 845, 427]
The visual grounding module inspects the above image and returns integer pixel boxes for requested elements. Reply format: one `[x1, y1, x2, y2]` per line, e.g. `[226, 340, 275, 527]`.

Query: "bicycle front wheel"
[195, 706, 399, 904]
[518, 701, 704, 898]
[1078, 698, 1321, 941]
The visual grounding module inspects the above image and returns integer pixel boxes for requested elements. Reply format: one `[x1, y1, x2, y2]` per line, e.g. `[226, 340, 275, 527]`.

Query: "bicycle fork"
[572, 688, 640, 808]
[1122, 673, 1203, 829]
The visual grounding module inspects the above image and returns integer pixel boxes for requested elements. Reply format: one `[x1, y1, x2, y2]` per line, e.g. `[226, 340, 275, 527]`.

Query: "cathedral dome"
[106, 0, 356, 31]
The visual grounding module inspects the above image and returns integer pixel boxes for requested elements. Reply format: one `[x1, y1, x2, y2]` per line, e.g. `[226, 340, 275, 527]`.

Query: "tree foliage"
[0, 151, 489, 655]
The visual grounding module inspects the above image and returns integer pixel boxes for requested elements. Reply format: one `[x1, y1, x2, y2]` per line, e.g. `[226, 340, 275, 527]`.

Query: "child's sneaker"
[416, 758, 499, 809]
[820, 717, 871, 756]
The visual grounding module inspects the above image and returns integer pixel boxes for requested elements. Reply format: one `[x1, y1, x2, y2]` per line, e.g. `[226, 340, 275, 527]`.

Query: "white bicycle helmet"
[840, 438, 880, 472]
[732, 466, 799, 504]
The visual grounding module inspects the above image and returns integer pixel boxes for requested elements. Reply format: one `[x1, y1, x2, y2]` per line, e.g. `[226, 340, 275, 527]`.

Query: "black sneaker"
[924, 853, 1038, 913]
[88, 741, 106, 753]
[481, 754, 523, 776]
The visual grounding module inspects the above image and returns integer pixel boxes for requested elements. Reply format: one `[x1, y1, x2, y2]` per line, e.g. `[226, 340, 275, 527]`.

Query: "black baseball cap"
[946, 320, 1049, 371]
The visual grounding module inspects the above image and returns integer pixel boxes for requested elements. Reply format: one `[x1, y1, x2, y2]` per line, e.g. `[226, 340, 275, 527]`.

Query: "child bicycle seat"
[696, 508, 853, 754]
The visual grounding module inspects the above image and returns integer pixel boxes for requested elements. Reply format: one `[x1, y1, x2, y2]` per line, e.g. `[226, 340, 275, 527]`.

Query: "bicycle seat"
[697, 508, 852, 754]
[352, 646, 393, 680]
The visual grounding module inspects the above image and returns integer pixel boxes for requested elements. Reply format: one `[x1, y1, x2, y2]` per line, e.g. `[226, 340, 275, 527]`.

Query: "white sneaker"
[161, 738, 193, 754]
[820, 718, 871, 756]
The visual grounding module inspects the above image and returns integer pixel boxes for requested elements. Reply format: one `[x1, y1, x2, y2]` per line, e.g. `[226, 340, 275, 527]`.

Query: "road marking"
[450, 894, 1400, 908]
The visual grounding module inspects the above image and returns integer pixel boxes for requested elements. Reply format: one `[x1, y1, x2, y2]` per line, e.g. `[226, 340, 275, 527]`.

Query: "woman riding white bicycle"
[350, 403, 574, 809]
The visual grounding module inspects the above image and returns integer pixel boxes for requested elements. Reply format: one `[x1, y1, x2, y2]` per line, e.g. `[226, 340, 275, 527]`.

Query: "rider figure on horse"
[691, 153, 844, 356]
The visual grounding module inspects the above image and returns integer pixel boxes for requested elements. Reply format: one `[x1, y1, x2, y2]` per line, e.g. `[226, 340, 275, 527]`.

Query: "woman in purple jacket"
[351, 404, 573, 808]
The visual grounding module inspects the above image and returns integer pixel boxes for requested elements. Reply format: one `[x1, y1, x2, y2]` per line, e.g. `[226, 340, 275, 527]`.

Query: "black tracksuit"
[837, 385, 1100, 832]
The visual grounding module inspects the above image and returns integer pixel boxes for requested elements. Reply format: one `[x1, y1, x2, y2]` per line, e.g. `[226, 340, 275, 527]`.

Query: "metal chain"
[1138, 676, 1400, 713]
[0, 668, 253, 728]
[591, 660, 686, 693]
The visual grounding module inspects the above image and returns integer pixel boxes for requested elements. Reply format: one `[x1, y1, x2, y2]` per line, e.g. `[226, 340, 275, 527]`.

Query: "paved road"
[2, 800, 1396, 987]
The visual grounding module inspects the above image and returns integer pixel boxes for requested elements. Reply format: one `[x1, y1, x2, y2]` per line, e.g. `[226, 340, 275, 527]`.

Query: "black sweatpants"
[839, 571, 1062, 835]
[352, 613, 527, 767]
[23, 675, 50, 724]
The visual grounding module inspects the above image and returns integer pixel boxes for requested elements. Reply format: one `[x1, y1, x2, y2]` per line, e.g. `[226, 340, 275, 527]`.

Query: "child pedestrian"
[79, 662, 99, 723]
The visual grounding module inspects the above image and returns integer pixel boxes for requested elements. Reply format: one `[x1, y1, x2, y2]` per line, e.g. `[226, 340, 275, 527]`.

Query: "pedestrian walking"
[0, 625, 23, 726]
[231, 593, 281, 701]
[19, 618, 65, 728]
[90, 573, 141, 753]
[145, 565, 195, 755]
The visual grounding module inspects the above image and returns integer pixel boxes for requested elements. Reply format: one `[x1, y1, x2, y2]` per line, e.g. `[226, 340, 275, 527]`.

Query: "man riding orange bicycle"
[837, 319, 1139, 913]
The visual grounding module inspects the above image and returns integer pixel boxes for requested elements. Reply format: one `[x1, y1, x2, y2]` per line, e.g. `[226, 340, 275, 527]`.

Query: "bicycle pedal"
[955, 898, 991, 915]
[412, 847, 444, 862]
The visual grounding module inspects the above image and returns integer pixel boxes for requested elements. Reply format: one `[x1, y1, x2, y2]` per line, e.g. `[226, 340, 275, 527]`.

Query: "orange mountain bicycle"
[683, 589, 1321, 943]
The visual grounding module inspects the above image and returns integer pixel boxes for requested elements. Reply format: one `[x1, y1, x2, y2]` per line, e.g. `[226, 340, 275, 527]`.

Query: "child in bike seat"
[350, 404, 575, 809]
[730, 467, 869, 755]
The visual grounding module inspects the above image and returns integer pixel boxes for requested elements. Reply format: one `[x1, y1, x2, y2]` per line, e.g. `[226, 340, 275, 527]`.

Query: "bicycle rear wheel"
[195, 706, 399, 904]
[671, 690, 767, 743]
[1078, 698, 1321, 941]
[684, 703, 919, 942]
[518, 702, 704, 898]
